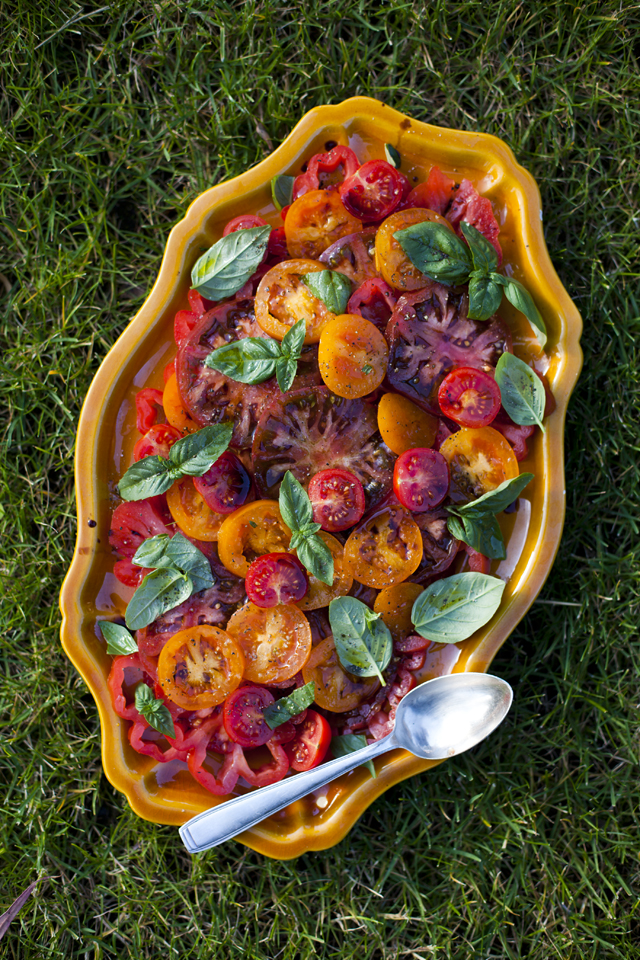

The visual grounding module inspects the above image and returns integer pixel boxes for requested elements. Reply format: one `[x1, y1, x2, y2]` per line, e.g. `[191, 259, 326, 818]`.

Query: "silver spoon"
[179, 672, 512, 853]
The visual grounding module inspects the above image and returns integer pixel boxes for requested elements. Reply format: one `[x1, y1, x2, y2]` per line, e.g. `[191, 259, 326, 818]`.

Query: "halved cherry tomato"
[446, 179, 502, 263]
[223, 214, 268, 235]
[308, 468, 365, 532]
[339, 160, 409, 222]
[344, 504, 423, 588]
[318, 228, 379, 285]
[109, 498, 173, 558]
[295, 532, 353, 611]
[318, 314, 389, 399]
[292, 145, 359, 199]
[346, 278, 397, 332]
[255, 259, 338, 344]
[133, 423, 182, 462]
[217, 500, 291, 578]
[375, 208, 453, 291]
[157, 624, 244, 709]
[193, 451, 252, 514]
[166, 477, 224, 541]
[302, 636, 379, 712]
[162, 372, 199, 435]
[245, 552, 309, 607]
[438, 366, 501, 428]
[393, 447, 449, 511]
[223, 685, 275, 748]
[374, 582, 424, 643]
[135, 388, 164, 434]
[405, 166, 456, 215]
[284, 710, 331, 770]
[439, 426, 519, 503]
[377, 392, 438, 455]
[226, 603, 312, 684]
[284, 188, 362, 259]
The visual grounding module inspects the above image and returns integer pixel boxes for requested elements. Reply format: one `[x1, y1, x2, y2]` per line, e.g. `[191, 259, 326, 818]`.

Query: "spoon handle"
[179, 734, 395, 852]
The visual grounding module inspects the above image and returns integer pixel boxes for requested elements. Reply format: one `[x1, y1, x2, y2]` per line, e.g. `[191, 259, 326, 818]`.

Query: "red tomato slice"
[318, 228, 379, 286]
[284, 710, 331, 771]
[174, 309, 199, 348]
[446, 179, 502, 263]
[393, 448, 450, 512]
[405, 166, 456, 215]
[245, 553, 309, 608]
[192, 450, 252, 514]
[223, 214, 269, 235]
[223, 685, 275, 748]
[108, 653, 156, 721]
[292, 145, 359, 199]
[346, 278, 397, 332]
[113, 558, 146, 588]
[109, 498, 174, 558]
[492, 411, 536, 461]
[135, 388, 164, 434]
[340, 159, 410, 222]
[308, 468, 366, 532]
[133, 423, 182, 462]
[437, 366, 502, 428]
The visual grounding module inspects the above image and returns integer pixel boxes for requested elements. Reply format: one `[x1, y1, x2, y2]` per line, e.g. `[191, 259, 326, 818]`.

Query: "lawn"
[1, 1, 639, 957]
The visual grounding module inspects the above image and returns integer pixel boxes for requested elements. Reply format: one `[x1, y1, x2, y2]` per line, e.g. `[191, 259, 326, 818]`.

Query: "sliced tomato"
[113, 558, 146, 588]
[377, 392, 438, 455]
[385, 285, 512, 415]
[174, 309, 200, 348]
[347, 278, 397, 332]
[318, 228, 379, 286]
[252, 385, 395, 509]
[109, 498, 174, 558]
[405, 166, 456, 215]
[302, 637, 379, 713]
[438, 367, 501, 428]
[464, 543, 491, 574]
[284, 710, 331, 770]
[373, 582, 424, 643]
[492, 411, 536, 461]
[193, 450, 252, 514]
[135, 388, 164, 434]
[344, 504, 423, 588]
[217, 500, 292, 579]
[284, 188, 362, 260]
[108, 653, 156, 721]
[163, 372, 199, 436]
[166, 477, 225, 541]
[439, 425, 519, 503]
[295, 532, 353, 611]
[318, 314, 389, 399]
[411, 508, 461, 584]
[157, 624, 244, 709]
[308, 468, 365, 532]
[223, 214, 269, 235]
[446, 179, 502, 263]
[267, 226, 288, 261]
[133, 423, 182, 462]
[254, 258, 338, 344]
[245, 552, 309, 607]
[339, 159, 410, 222]
[292, 145, 359, 199]
[226, 603, 312, 684]
[223, 685, 275, 748]
[375, 208, 454, 291]
[393, 448, 449, 512]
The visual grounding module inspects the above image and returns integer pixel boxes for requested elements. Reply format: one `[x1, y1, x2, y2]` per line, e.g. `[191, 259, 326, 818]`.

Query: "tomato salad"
[101, 145, 553, 798]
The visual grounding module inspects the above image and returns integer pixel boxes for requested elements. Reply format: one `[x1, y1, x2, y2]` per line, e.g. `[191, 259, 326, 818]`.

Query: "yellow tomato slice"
[157, 625, 244, 709]
[284, 188, 362, 259]
[318, 314, 389, 399]
[163, 372, 199, 435]
[226, 603, 312, 684]
[166, 477, 224, 541]
[344, 504, 423, 589]
[375, 208, 453, 291]
[255, 259, 336, 344]
[373, 582, 425, 643]
[439, 426, 519, 503]
[217, 500, 291, 578]
[301, 636, 379, 713]
[377, 392, 439, 454]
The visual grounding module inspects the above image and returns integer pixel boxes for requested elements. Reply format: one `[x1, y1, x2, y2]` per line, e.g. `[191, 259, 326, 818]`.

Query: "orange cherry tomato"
[217, 500, 291, 578]
[344, 504, 423, 588]
[439, 426, 519, 504]
[377, 392, 439, 454]
[157, 625, 244, 709]
[375, 208, 454, 291]
[296, 532, 353, 611]
[318, 314, 389, 399]
[373, 582, 424, 643]
[255, 259, 336, 344]
[226, 603, 312, 684]
[163, 372, 199, 435]
[166, 477, 224, 541]
[284, 188, 362, 259]
[301, 636, 379, 713]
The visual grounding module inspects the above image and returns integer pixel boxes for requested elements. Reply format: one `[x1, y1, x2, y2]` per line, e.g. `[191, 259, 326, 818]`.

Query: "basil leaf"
[384, 144, 401, 169]
[279, 470, 313, 530]
[125, 567, 193, 631]
[411, 572, 505, 643]
[495, 353, 545, 430]
[329, 596, 392, 684]
[98, 621, 138, 655]
[302, 270, 351, 315]
[331, 733, 376, 778]
[447, 512, 506, 561]
[117, 456, 173, 501]
[296, 534, 334, 586]
[280, 317, 306, 360]
[162, 532, 214, 593]
[394, 221, 472, 285]
[263, 681, 316, 730]
[500, 276, 547, 347]
[278, 472, 334, 584]
[271, 174, 295, 211]
[455, 473, 534, 516]
[204, 337, 280, 384]
[191, 225, 271, 301]
[467, 274, 503, 321]
[134, 684, 176, 739]
[275, 357, 298, 393]
[460, 221, 499, 274]
[131, 534, 173, 569]
[168, 423, 233, 476]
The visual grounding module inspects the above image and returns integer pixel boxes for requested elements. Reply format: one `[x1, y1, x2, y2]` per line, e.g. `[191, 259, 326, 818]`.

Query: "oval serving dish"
[60, 97, 582, 859]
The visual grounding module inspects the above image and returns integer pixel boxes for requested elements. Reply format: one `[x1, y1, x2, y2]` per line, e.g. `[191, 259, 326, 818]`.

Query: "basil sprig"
[411, 572, 505, 643]
[134, 684, 176, 739]
[98, 620, 138, 655]
[205, 318, 306, 393]
[191, 225, 271, 301]
[447, 473, 534, 560]
[395, 219, 547, 346]
[132, 532, 214, 593]
[117, 423, 233, 501]
[278, 471, 334, 585]
[271, 174, 295, 211]
[495, 353, 546, 429]
[384, 144, 401, 169]
[331, 733, 376, 778]
[328, 596, 392, 684]
[263, 681, 316, 730]
[125, 567, 193, 631]
[302, 270, 351, 315]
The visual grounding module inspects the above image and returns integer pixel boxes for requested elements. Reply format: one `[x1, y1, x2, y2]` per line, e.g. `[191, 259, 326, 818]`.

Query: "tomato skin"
[225, 603, 312, 684]
[223, 685, 275, 748]
[344, 504, 424, 589]
[347, 278, 397, 332]
[133, 423, 182, 461]
[284, 710, 331, 770]
[157, 624, 244, 709]
[318, 314, 389, 399]
[340, 160, 410, 222]
[318, 228, 379, 286]
[437, 367, 502, 428]
[284, 189, 362, 260]
[393, 447, 450, 512]
[193, 450, 252, 514]
[405, 166, 456, 215]
[377, 392, 438, 455]
[439, 425, 519, 503]
[308, 468, 366, 532]
[292, 145, 359, 199]
[245, 553, 309, 608]
[135, 388, 164, 434]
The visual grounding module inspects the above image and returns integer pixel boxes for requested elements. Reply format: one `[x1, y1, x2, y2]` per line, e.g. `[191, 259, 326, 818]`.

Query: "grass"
[1, 0, 639, 956]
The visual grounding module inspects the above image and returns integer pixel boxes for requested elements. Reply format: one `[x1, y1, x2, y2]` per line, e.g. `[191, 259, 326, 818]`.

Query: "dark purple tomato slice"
[308, 468, 366, 532]
[410, 507, 461, 584]
[245, 553, 309, 608]
[385, 283, 512, 416]
[346, 278, 397, 332]
[438, 366, 501, 428]
[193, 450, 252, 514]
[251, 385, 395, 510]
[318, 228, 379, 286]
[339, 160, 410, 222]
[393, 448, 449, 512]
[223, 685, 275, 748]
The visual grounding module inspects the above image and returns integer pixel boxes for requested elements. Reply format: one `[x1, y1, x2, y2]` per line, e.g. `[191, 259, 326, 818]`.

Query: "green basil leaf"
[384, 144, 401, 169]
[117, 456, 174, 501]
[302, 270, 351, 315]
[447, 512, 506, 561]
[331, 733, 376, 778]
[280, 317, 306, 360]
[98, 621, 138, 655]
[134, 684, 176, 739]
[394, 221, 473, 285]
[467, 274, 503, 321]
[204, 337, 280, 384]
[455, 473, 534, 516]
[275, 357, 298, 393]
[279, 470, 313, 531]
[263, 681, 316, 730]
[329, 596, 392, 684]
[168, 423, 234, 476]
[411, 572, 505, 644]
[500, 276, 547, 347]
[495, 353, 545, 430]
[131, 534, 173, 569]
[125, 567, 193, 631]
[460, 221, 499, 274]
[296, 534, 334, 586]
[271, 174, 295, 211]
[191, 225, 271, 301]
[132, 532, 213, 592]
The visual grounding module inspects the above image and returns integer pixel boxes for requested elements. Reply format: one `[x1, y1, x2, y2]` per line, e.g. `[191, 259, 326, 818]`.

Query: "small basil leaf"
[302, 270, 351, 315]
[384, 144, 401, 169]
[455, 473, 534, 516]
[132, 534, 173, 569]
[329, 596, 392, 684]
[331, 733, 376, 778]
[446, 514, 467, 543]
[168, 423, 233, 476]
[98, 621, 138, 655]
[467, 274, 503, 321]
[460, 221, 499, 274]
[395, 221, 473, 285]
[191, 225, 271, 301]
[279, 470, 313, 531]
[117, 456, 174, 501]
[411, 572, 505, 644]
[296, 534, 334, 586]
[263, 681, 316, 730]
[204, 337, 280, 383]
[134, 684, 176, 739]
[275, 357, 298, 393]
[500, 276, 547, 347]
[495, 354, 545, 430]
[271, 174, 295, 211]
[449, 512, 506, 561]
[280, 317, 307, 360]
[125, 567, 193, 631]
